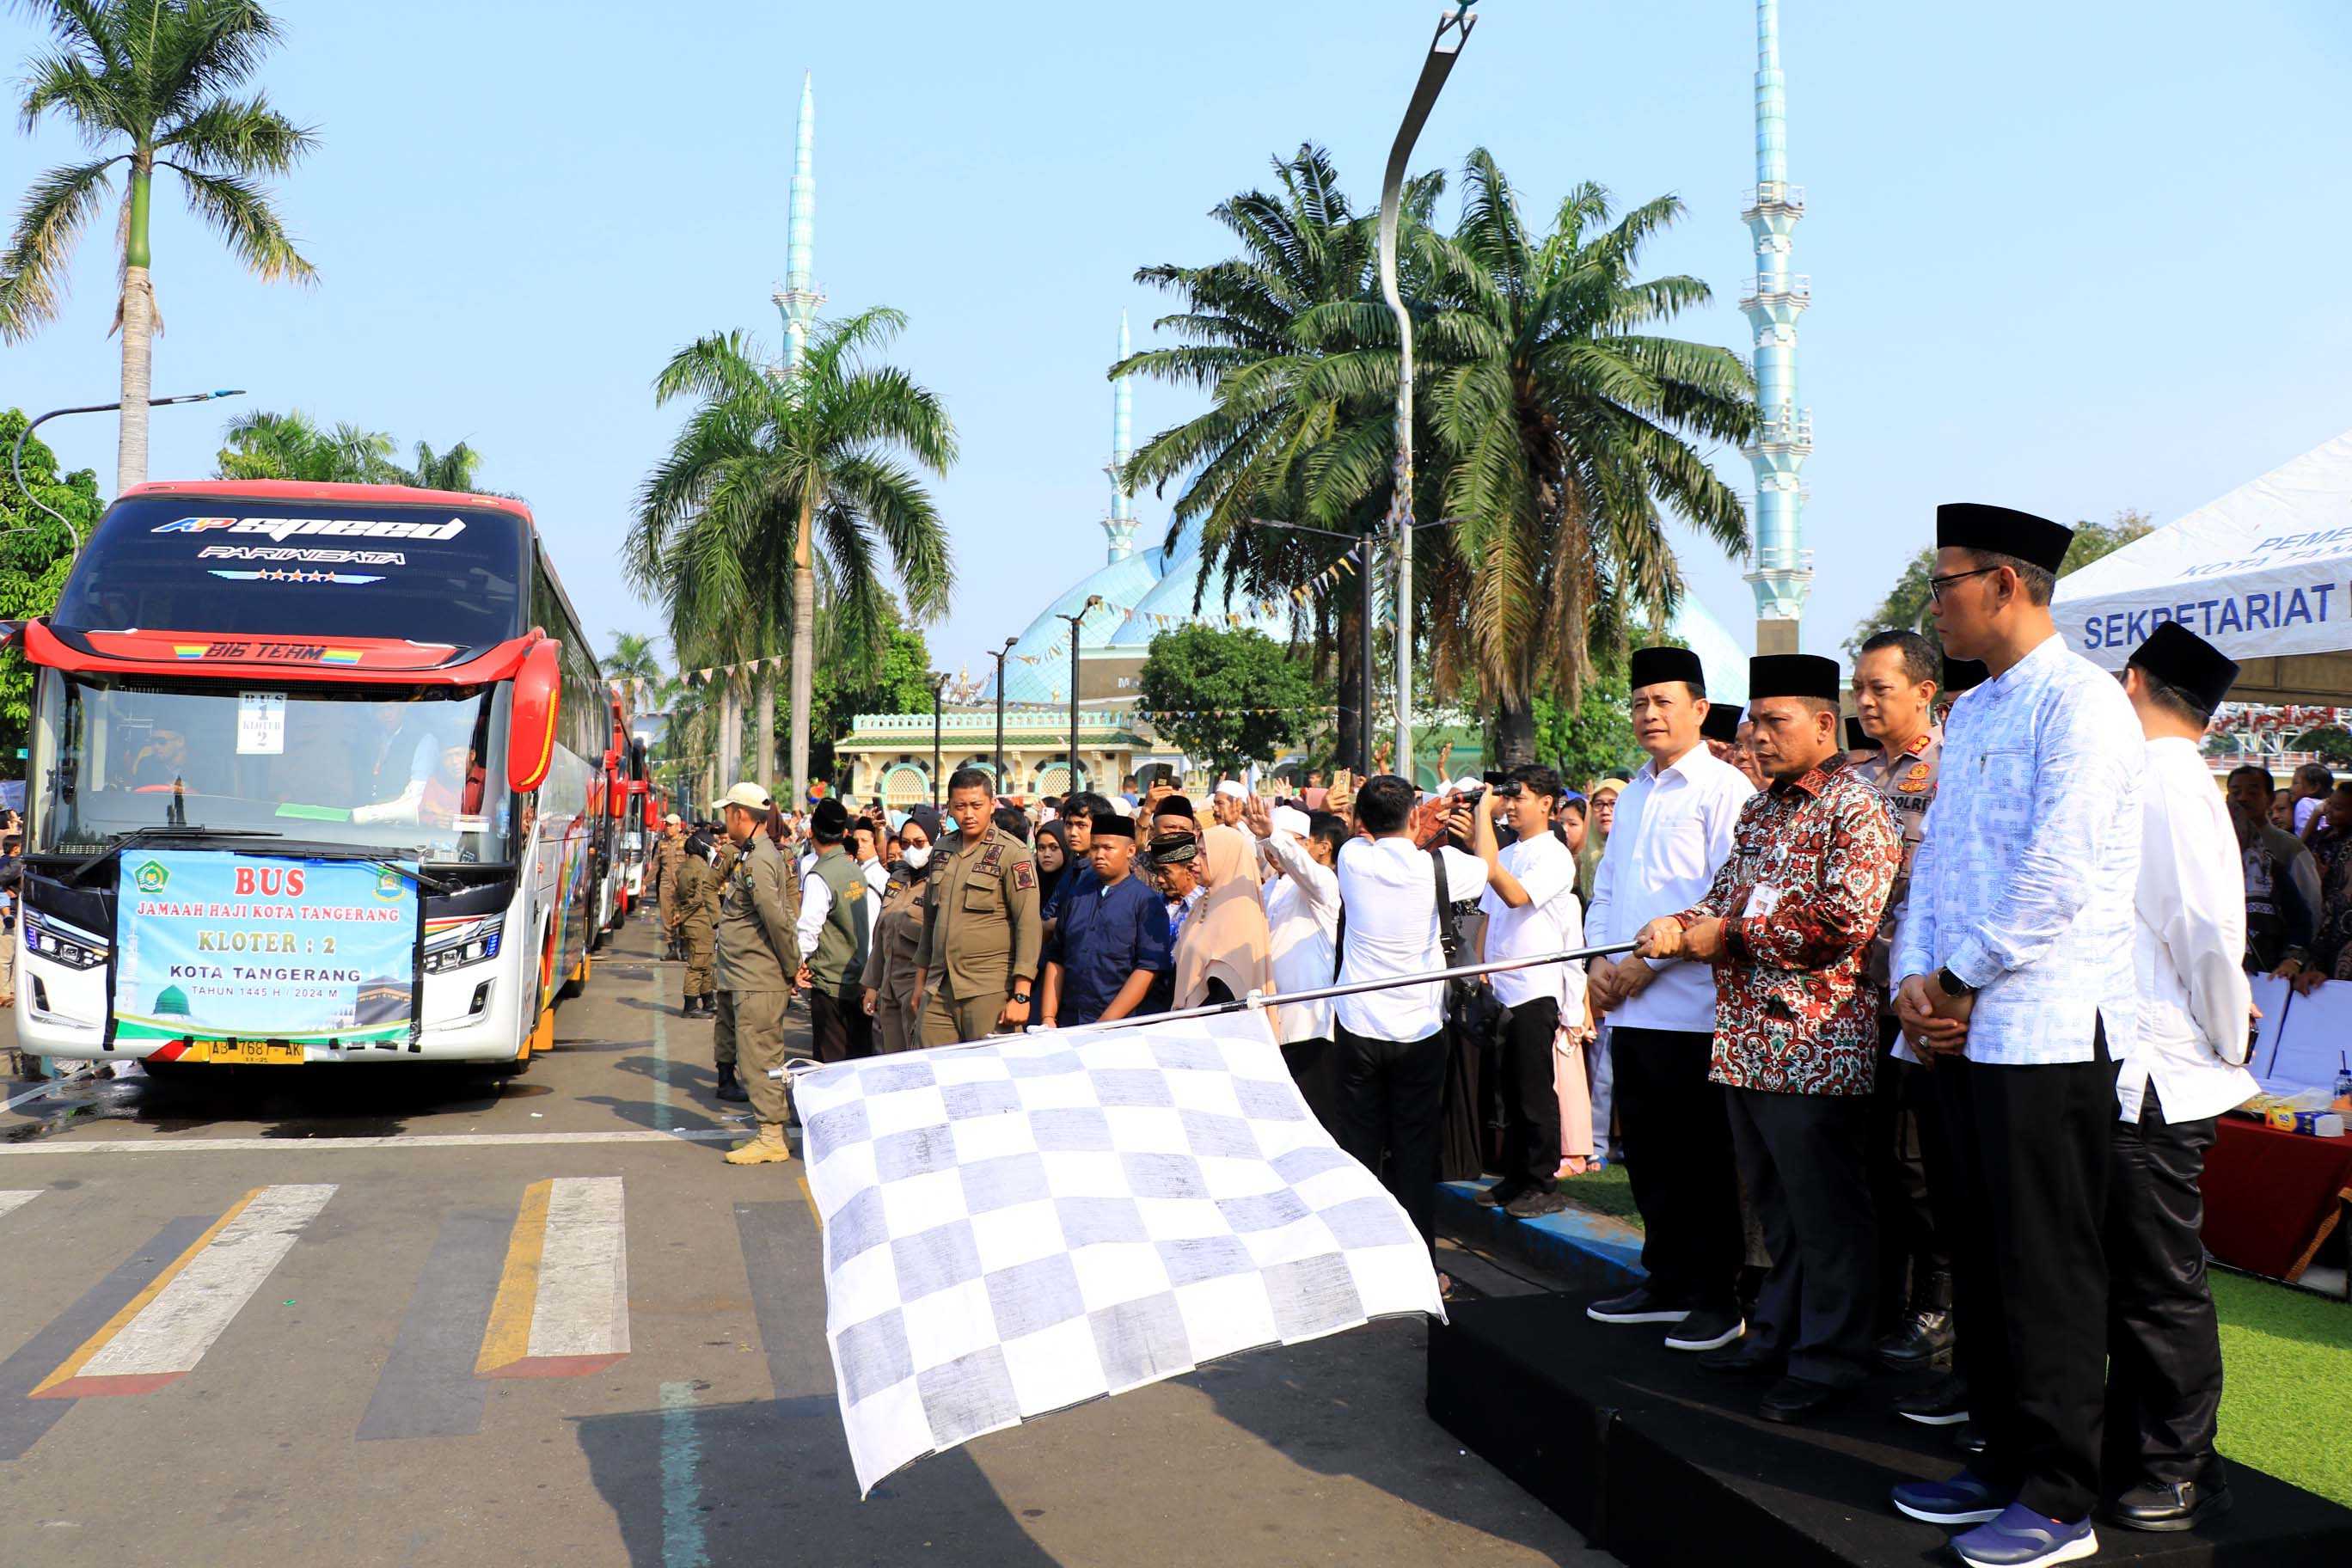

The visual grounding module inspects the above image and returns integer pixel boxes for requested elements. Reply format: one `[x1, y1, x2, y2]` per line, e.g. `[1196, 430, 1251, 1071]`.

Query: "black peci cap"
[811, 798, 849, 839]
[2128, 621, 2240, 717]
[1628, 646, 1705, 694]
[1748, 652, 1844, 703]
[1700, 704, 1743, 744]
[1145, 832, 1198, 866]
[1845, 716, 1871, 751]
[1088, 813, 1136, 840]
[1942, 658, 1988, 696]
[1936, 503, 2073, 575]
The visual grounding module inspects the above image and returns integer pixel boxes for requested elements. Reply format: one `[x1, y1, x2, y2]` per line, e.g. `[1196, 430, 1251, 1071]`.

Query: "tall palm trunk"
[115, 155, 156, 493]
[754, 666, 775, 797]
[1492, 696, 1537, 769]
[788, 484, 820, 805]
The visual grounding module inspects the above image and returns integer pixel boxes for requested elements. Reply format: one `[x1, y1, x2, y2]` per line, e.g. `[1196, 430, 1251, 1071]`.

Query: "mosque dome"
[985, 546, 1168, 707]
[1104, 548, 1296, 649]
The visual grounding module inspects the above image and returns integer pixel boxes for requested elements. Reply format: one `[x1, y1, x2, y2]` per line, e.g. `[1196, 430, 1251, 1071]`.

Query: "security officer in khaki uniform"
[712, 782, 802, 1164]
[861, 805, 940, 1054]
[913, 769, 1042, 1045]
[677, 826, 720, 1020]
[654, 814, 688, 959]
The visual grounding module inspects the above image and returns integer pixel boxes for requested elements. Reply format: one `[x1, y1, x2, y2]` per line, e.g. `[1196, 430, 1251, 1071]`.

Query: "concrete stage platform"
[1427, 1292, 2352, 1567]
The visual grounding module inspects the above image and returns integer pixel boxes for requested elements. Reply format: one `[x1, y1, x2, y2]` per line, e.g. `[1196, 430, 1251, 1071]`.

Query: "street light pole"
[928, 671, 950, 807]
[1054, 595, 1103, 800]
[7, 389, 246, 548]
[988, 634, 1017, 796]
[1378, 4, 1478, 783]
[1234, 516, 1380, 780]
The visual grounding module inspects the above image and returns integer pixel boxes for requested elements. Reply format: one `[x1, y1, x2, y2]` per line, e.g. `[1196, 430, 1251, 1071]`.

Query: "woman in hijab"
[1172, 824, 1278, 1026]
[1032, 818, 1072, 921]
[861, 805, 941, 1054]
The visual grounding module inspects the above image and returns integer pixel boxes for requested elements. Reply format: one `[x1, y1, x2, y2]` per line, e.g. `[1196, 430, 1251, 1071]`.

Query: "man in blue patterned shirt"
[1886, 505, 2144, 1568]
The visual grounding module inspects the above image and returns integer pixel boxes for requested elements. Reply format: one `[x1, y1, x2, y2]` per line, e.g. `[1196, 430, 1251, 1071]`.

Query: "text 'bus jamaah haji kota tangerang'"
[8, 479, 642, 1074]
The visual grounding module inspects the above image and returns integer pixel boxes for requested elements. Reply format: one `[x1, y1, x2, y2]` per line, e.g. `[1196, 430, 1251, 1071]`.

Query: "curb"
[1437, 1179, 1646, 1293]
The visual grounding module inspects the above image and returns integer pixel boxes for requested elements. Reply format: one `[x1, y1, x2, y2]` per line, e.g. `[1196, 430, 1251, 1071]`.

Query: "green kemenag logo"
[132, 860, 169, 893]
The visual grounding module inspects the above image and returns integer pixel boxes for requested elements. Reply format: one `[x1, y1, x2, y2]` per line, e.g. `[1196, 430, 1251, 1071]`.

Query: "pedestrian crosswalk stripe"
[476, 1176, 628, 1377]
[0, 1191, 40, 1219]
[31, 1184, 336, 1400]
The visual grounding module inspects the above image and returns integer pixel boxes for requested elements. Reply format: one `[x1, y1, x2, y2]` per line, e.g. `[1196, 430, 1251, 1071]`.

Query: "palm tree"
[1119, 144, 1442, 766]
[1418, 151, 1756, 764]
[216, 409, 396, 483]
[628, 309, 955, 800]
[401, 440, 482, 493]
[603, 631, 665, 689]
[2, 1, 317, 492]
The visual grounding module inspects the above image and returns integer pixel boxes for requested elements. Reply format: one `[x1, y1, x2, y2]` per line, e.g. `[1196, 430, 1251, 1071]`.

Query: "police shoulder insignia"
[1012, 860, 1036, 892]
[1896, 763, 1933, 793]
[977, 844, 1003, 876]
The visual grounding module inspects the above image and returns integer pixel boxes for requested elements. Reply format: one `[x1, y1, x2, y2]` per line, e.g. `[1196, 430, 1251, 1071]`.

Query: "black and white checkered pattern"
[793, 1012, 1443, 1493]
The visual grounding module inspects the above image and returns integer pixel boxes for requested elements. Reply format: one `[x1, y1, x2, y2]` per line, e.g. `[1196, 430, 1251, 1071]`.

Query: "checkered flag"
[794, 1012, 1444, 1494]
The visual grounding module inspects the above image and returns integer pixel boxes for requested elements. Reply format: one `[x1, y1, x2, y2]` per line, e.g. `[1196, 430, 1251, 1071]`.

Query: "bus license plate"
[191, 1039, 303, 1066]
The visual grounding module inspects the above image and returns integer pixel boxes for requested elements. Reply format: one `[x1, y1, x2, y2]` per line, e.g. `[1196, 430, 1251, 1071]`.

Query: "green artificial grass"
[2212, 1270, 2352, 1506]
[1558, 1161, 1642, 1227]
[1549, 1181, 2352, 1504]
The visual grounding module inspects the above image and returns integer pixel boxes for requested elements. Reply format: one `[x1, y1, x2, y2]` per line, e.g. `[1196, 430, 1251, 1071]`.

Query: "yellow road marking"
[796, 1173, 822, 1229]
[33, 1188, 261, 1396]
[474, 1179, 554, 1375]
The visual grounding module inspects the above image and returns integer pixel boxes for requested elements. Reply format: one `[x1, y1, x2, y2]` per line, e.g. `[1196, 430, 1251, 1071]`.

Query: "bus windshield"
[28, 671, 514, 864]
[51, 496, 529, 655]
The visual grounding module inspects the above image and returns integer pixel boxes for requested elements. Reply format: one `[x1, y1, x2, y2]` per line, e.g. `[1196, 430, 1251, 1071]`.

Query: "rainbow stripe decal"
[172, 644, 205, 659]
[320, 648, 364, 665]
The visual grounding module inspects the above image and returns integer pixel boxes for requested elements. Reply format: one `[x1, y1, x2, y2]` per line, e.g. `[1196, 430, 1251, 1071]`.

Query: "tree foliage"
[1, 0, 318, 341]
[1530, 665, 1641, 790]
[806, 621, 934, 782]
[1136, 624, 1323, 773]
[0, 409, 100, 775]
[216, 410, 493, 490]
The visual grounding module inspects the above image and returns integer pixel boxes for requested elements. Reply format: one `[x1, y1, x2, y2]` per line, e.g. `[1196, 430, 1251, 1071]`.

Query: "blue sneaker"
[1891, 1469, 2009, 1525]
[1950, 1504, 2097, 1566]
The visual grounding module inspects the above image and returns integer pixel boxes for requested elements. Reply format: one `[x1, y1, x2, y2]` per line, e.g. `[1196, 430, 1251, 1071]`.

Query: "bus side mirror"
[508, 640, 562, 793]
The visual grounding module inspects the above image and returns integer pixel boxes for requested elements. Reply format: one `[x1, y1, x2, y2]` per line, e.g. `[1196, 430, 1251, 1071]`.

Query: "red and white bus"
[9, 480, 610, 1072]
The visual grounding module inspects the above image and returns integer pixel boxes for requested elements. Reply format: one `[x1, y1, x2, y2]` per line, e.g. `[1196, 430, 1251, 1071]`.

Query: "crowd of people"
[642, 502, 2337, 1567]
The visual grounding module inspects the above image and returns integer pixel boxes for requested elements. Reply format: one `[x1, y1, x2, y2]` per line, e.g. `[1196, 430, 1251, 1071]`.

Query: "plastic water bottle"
[2333, 1053, 2352, 1117]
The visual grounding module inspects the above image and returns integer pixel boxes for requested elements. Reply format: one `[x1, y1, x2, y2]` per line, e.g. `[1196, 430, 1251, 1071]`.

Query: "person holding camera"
[1331, 775, 1498, 1269]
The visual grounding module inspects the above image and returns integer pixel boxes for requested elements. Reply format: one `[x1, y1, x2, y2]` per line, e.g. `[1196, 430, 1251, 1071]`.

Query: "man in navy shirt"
[1038, 814, 1173, 1029]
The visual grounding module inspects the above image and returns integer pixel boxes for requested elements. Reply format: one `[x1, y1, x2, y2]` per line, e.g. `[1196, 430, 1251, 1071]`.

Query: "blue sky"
[9, 0, 2352, 687]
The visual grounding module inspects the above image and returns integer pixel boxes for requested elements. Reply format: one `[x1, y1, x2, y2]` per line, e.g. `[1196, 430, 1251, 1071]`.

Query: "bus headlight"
[24, 909, 108, 971]
[423, 915, 505, 975]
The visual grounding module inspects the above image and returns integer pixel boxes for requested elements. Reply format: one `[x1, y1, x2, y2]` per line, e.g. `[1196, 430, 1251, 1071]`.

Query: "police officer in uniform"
[677, 825, 720, 1025]
[654, 813, 686, 959]
[712, 782, 802, 1164]
[913, 768, 1042, 1045]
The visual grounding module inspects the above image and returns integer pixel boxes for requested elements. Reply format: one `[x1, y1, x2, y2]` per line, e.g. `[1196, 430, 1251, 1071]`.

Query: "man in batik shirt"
[1638, 652, 1901, 1426]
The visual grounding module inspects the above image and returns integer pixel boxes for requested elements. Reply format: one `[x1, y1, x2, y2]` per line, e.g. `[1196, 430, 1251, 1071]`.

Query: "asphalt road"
[0, 914, 1600, 1568]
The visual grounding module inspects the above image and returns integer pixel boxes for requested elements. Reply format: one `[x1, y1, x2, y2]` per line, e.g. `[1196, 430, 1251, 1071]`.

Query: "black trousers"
[1281, 1035, 1342, 1141]
[1611, 1026, 1743, 1312]
[1727, 1086, 1879, 1387]
[1868, 1020, 1953, 1326]
[1334, 1022, 1448, 1256]
[2103, 1087, 2226, 1491]
[1498, 997, 1564, 1190]
[1933, 1027, 2117, 1522]
[809, 987, 875, 1064]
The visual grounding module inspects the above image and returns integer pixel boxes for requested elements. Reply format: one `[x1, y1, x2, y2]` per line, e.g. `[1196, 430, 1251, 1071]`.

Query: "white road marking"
[79, 1184, 336, 1381]
[0, 1129, 747, 1157]
[0, 1190, 41, 1218]
[527, 1177, 628, 1361]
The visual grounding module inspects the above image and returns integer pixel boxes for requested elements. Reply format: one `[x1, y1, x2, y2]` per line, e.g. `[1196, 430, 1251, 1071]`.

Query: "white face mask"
[900, 844, 931, 869]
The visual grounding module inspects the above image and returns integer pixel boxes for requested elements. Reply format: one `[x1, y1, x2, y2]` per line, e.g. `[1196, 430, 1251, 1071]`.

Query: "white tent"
[2054, 429, 2352, 703]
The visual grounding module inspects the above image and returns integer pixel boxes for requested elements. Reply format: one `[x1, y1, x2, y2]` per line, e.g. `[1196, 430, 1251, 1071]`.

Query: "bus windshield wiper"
[62, 825, 283, 885]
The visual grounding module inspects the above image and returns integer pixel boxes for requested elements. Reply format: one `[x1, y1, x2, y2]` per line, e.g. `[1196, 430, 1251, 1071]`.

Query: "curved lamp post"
[1054, 595, 1104, 799]
[928, 671, 951, 807]
[8, 389, 244, 548]
[1378, 4, 1478, 781]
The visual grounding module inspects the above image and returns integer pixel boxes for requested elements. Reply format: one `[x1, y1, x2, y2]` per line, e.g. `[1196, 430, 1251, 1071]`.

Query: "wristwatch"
[1009, 989, 1032, 1005]
[1932, 966, 1977, 1001]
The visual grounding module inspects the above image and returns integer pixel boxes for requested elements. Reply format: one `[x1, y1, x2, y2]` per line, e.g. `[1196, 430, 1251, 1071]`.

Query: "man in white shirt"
[1475, 764, 1589, 1219]
[1332, 775, 1496, 1263]
[2104, 622, 2254, 1534]
[849, 820, 891, 899]
[1244, 798, 1348, 1135]
[1888, 505, 2146, 1568]
[1582, 646, 1754, 1351]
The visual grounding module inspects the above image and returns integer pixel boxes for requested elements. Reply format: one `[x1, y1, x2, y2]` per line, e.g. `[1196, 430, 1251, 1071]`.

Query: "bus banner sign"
[112, 851, 420, 1050]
